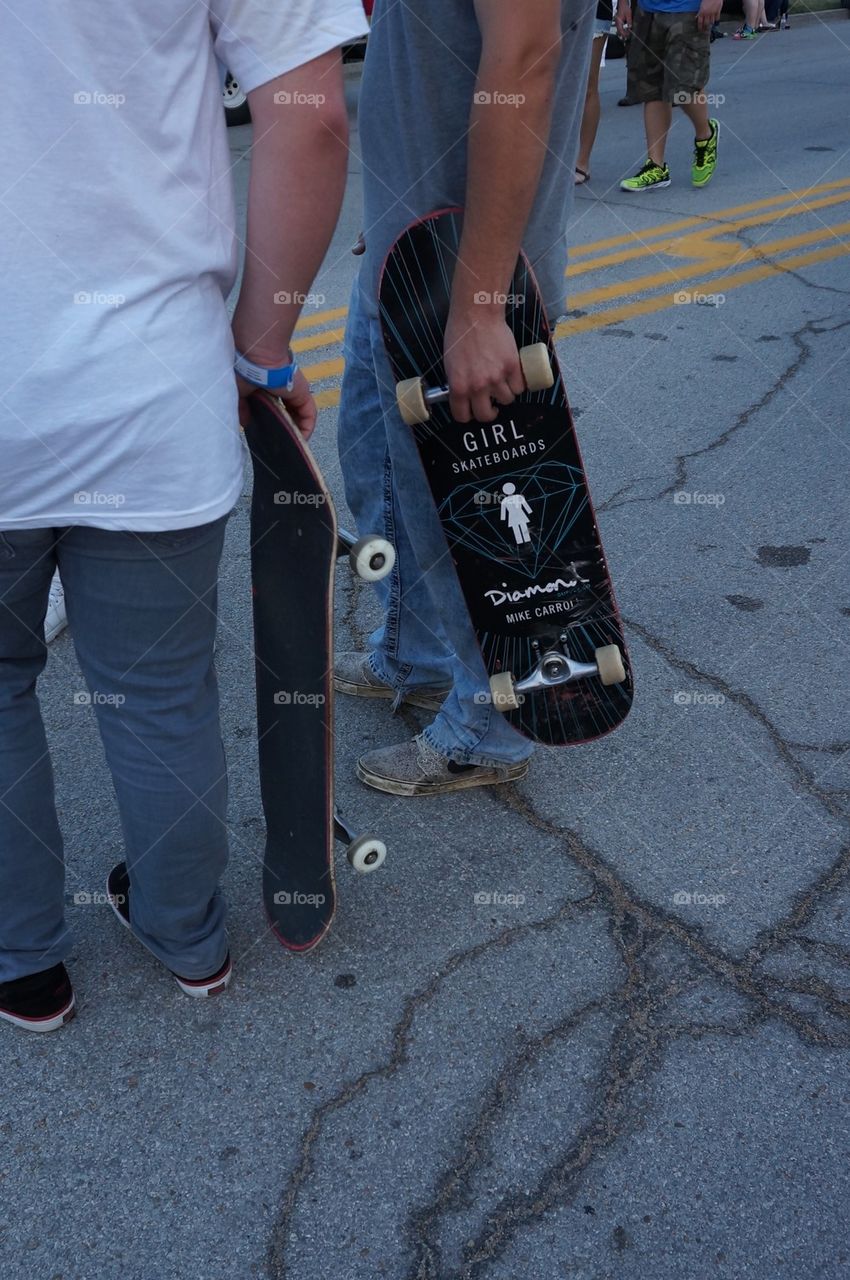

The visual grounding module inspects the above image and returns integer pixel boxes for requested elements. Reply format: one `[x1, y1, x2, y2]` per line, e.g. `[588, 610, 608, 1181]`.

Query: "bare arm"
[231, 49, 349, 436]
[697, 0, 723, 32]
[445, 0, 562, 424]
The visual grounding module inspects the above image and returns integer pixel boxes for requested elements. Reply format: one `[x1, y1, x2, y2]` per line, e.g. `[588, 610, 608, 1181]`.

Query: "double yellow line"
[294, 176, 850, 406]
[558, 176, 850, 335]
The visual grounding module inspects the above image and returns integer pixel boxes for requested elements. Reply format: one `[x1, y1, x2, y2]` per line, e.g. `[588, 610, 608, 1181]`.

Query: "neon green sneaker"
[620, 160, 671, 192]
[692, 118, 719, 188]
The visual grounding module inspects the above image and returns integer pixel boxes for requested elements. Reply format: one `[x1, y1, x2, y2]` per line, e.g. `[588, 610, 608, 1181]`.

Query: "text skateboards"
[244, 393, 393, 951]
[378, 209, 632, 746]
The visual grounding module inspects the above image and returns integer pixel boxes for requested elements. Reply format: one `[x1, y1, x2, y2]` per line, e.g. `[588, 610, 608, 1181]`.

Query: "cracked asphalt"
[2, 18, 849, 1280]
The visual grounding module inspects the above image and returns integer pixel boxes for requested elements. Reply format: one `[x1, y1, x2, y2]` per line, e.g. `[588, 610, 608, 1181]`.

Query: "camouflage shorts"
[626, 10, 710, 104]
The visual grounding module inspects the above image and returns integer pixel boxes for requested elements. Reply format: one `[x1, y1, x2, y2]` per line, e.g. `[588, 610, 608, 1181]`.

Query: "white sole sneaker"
[356, 734, 531, 796]
[173, 959, 232, 998]
[106, 863, 232, 997]
[334, 675, 450, 713]
[0, 963, 76, 1033]
[0, 995, 76, 1033]
[45, 571, 68, 643]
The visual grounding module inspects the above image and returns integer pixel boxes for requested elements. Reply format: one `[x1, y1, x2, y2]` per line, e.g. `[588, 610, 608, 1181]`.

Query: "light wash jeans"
[338, 280, 533, 768]
[0, 518, 229, 983]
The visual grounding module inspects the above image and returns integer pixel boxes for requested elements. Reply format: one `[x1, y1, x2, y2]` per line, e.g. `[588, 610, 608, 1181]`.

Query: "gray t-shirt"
[357, 0, 594, 323]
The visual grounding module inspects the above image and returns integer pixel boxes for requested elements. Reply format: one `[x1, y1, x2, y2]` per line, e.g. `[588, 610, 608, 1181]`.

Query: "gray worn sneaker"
[334, 651, 450, 713]
[357, 732, 529, 796]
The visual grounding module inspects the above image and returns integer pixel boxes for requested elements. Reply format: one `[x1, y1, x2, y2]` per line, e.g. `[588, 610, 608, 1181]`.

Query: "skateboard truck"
[334, 810, 387, 874]
[395, 343, 554, 426]
[489, 639, 626, 710]
[337, 528, 396, 583]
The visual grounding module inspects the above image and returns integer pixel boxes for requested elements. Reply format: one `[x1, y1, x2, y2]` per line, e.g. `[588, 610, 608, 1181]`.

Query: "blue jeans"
[0, 518, 229, 983]
[338, 280, 532, 767]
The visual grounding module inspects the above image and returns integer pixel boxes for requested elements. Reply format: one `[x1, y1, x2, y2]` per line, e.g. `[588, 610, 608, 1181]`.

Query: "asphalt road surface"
[2, 17, 849, 1280]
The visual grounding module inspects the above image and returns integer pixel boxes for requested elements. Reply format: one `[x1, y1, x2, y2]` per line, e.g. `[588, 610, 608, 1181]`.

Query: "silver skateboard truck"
[489, 636, 626, 710]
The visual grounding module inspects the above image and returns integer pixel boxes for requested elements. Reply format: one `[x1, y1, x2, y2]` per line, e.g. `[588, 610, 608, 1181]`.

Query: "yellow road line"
[567, 220, 850, 309]
[299, 180, 850, 406]
[303, 355, 345, 381]
[292, 326, 345, 355]
[310, 239, 850, 408]
[567, 189, 850, 277]
[557, 240, 850, 336]
[294, 179, 850, 352]
[300, 216, 850, 378]
[569, 176, 850, 258]
[294, 305, 349, 331]
[315, 389, 340, 409]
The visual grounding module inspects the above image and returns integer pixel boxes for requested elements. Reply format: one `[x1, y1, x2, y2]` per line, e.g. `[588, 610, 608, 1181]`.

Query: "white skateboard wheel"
[519, 343, 554, 392]
[347, 835, 387, 874]
[595, 644, 627, 687]
[349, 536, 396, 583]
[397, 377, 429, 426]
[489, 671, 520, 711]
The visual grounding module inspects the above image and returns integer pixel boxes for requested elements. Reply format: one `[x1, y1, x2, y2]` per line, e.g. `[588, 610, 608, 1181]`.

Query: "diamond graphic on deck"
[437, 462, 589, 581]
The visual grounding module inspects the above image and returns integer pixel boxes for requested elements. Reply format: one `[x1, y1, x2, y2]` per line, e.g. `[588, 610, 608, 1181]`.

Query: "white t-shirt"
[0, 0, 368, 530]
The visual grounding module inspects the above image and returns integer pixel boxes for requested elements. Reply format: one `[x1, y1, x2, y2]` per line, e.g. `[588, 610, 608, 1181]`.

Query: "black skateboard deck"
[244, 393, 387, 952]
[378, 208, 632, 747]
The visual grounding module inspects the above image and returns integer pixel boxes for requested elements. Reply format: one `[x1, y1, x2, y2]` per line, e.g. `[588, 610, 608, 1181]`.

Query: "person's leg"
[0, 530, 67, 983]
[645, 100, 674, 164]
[678, 97, 711, 140]
[364, 314, 532, 768]
[576, 35, 607, 179]
[665, 13, 717, 186]
[338, 278, 453, 691]
[57, 517, 230, 980]
[736, 0, 759, 33]
[621, 9, 673, 188]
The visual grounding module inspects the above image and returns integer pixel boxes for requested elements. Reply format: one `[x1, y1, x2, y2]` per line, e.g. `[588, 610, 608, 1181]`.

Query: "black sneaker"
[0, 963, 76, 1033]
[107, 862, 232, 998]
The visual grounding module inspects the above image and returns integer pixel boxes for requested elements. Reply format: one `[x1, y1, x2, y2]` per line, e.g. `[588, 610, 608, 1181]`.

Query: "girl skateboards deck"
[378, 209, 633, 747]
[244, 393, 392, 951]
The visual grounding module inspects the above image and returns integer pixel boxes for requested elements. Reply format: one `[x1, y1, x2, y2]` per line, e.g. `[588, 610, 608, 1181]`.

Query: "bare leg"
[576, 36, 607, 177]
[743, 0, 759, 26]
[678, 95, 712, 141]
[645, 100, 673, 165]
